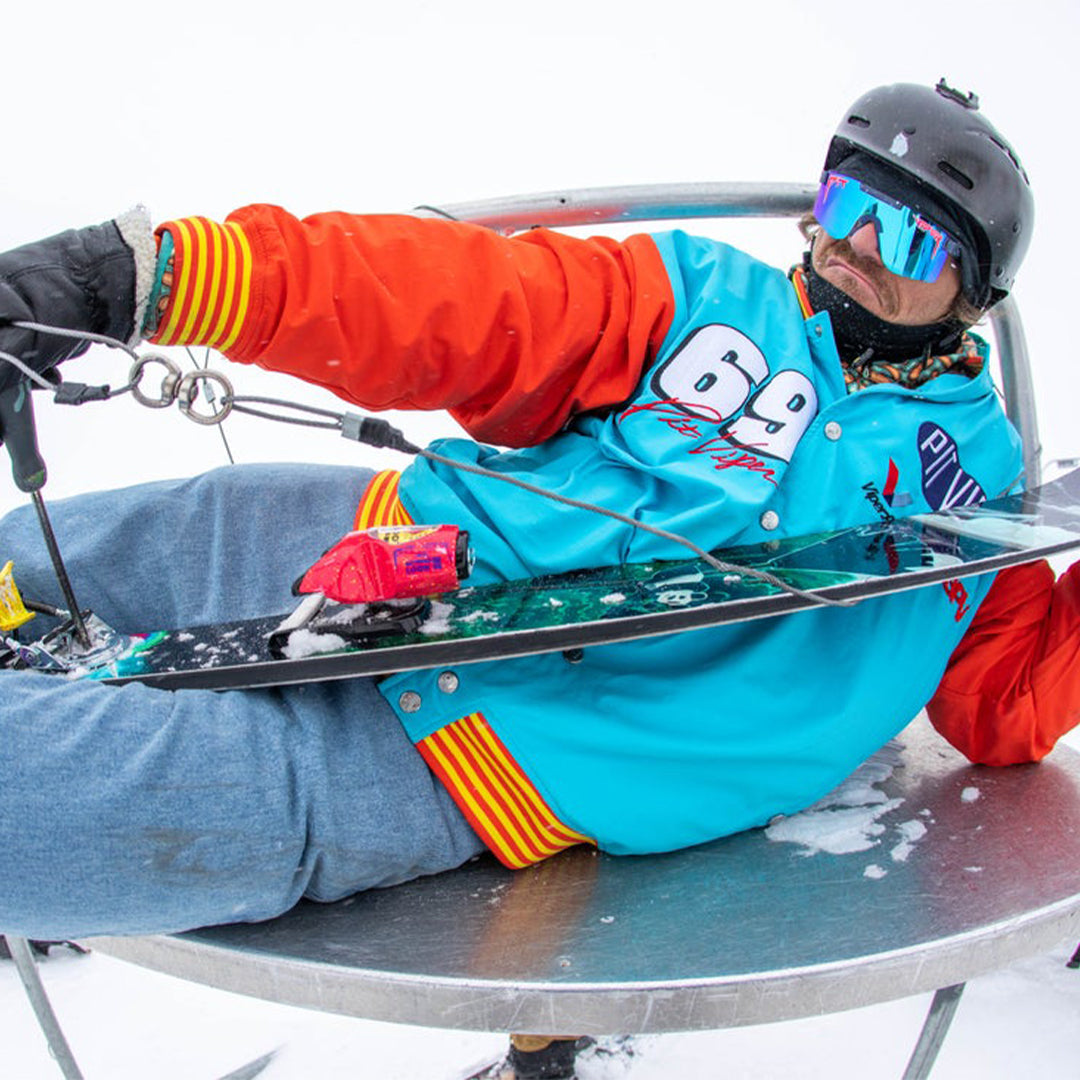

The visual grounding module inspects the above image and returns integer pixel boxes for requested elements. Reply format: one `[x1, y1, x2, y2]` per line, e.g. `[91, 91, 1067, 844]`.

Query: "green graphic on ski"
[74, 467, 1080, 692]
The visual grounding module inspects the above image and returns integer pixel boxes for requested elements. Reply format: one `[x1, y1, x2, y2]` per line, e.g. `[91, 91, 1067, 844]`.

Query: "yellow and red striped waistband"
[356, 472, 592, 868]
[151, 216, 254, 352]
[418, 712, 593, 868]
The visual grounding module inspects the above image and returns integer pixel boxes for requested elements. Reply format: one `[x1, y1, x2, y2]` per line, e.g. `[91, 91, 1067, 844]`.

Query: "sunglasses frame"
[814, 171, 962, 283]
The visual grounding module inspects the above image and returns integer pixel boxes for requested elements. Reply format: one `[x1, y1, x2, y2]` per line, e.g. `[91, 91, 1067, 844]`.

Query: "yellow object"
[0, 561, 35, 631]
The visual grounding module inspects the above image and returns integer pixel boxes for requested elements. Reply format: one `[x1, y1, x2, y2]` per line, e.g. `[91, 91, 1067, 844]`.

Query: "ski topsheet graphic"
[8, 468, 1080, 692]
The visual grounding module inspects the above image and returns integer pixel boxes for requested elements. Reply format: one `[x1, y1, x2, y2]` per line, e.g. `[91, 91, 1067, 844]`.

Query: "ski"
[6, 468, 1080, 692]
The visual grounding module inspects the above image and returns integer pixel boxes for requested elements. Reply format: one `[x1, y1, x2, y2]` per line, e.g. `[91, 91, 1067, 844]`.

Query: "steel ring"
[129, 354, 182, 409]
[177, 370, 234, 426]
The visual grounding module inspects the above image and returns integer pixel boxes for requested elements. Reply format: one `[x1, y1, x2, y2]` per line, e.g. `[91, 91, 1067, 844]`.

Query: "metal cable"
[12, 320, 141, 361]
[0, 322, 857, 610]
[417, 448, 856, 607]
[228, 397, 343, 430]
[0, 349, 55, 390]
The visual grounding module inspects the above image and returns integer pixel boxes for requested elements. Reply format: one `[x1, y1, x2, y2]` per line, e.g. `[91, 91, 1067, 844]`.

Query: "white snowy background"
[1, 0, 1078, 1076]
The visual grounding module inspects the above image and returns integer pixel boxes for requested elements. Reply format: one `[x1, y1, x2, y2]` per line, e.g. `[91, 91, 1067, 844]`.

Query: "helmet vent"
[937, 160, 975, 190]
[988, 134, 1030, 183]
[847, 113, 871, 128]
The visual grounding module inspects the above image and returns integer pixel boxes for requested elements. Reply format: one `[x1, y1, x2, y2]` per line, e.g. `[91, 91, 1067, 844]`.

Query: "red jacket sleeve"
[151, 207, 675, 447]
[927, 560, 1080, 764]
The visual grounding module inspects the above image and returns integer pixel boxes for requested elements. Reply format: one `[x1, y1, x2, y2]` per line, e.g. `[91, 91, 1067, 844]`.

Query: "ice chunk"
[890, 819, 927, 862]
[765, 798, 903, 855]
[419, 601, 456, 636]
[279, 630, 348, 658]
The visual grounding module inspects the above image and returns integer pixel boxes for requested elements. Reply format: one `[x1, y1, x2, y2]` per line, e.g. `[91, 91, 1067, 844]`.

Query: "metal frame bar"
[416, 182, 1040, 486]
[990, 295, 1041, 485]
[413, 181, 819, 231]
[902, 984, 966, 1080]
[6, 931, 279, 1080]
[7, 936, 85, 1080]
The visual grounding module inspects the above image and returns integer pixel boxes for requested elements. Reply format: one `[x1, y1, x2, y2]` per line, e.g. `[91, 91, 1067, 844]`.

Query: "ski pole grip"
[0, 382, 47, 492]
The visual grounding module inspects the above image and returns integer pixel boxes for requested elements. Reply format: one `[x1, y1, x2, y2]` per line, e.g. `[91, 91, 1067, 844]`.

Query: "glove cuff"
[113, 206, 156, 346]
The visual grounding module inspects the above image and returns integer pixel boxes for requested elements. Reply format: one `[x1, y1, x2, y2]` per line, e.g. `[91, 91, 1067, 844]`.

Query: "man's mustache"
[821, 237, 898, 315]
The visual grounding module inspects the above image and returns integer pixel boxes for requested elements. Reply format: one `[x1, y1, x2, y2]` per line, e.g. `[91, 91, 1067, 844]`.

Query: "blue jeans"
[0, 464, 484, 939]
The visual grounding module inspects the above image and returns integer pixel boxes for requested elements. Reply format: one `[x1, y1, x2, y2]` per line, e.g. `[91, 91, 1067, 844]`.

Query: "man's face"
[811, 223, 963, 327]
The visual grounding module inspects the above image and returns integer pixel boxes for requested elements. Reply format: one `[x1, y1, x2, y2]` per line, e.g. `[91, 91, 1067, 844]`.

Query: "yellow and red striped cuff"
[418, 712, 593, 869]
[151, 217, 255, 352]
[353, 469, 413, 529]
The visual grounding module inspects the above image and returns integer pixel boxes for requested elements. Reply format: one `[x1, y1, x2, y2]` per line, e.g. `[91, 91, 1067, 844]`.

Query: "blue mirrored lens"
[813, 173, 956, 283]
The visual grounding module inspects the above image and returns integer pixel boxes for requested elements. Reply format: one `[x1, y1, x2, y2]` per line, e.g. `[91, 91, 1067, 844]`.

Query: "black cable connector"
[340, 413, 420, 454]
[53, 383, 113, 405]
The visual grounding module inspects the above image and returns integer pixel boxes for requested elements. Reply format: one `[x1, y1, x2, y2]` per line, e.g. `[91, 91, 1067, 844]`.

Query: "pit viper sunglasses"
[813, 171, 962, 283]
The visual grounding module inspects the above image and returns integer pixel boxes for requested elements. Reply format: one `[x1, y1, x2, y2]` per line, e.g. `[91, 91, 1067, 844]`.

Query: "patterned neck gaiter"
[791, 263, 984, 394]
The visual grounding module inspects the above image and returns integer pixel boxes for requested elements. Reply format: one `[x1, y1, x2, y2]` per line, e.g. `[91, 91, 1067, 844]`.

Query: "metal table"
[10, 185, 1061, 1078]
[90, 718, 1080, 1076]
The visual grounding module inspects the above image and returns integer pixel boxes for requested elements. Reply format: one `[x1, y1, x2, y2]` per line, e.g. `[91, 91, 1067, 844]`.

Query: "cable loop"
[226, 395, 345, 430]
[0, 349, 54, 391]
[12, 320, 142, 363]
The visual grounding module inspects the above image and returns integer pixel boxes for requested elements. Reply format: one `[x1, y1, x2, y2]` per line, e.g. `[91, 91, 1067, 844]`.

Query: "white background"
[0, 0, 1077, 513]
[1, 1, 1078, 1076]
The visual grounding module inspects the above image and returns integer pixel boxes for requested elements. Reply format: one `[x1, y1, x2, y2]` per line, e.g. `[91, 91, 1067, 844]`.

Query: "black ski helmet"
[823, 79, 1034, 309]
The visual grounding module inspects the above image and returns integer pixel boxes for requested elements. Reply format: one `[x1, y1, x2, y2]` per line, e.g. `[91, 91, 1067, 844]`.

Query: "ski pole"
[0, 382, 90, 648]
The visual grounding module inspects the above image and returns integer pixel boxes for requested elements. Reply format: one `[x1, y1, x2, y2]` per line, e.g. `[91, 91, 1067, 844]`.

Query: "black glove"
[0, 210, 150, 394]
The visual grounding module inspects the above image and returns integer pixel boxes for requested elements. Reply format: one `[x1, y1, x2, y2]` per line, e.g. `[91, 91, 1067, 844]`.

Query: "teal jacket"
[378, 232, 1023, 865]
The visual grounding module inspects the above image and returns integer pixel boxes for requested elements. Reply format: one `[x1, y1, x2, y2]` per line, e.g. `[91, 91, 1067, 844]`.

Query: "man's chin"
[820, 264, 891, 319]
